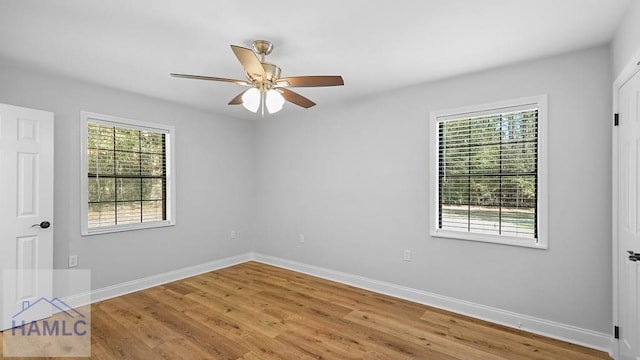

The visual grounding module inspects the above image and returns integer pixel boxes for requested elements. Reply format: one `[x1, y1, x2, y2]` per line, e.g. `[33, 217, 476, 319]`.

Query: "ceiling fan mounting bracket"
[252, 40, 273, 57]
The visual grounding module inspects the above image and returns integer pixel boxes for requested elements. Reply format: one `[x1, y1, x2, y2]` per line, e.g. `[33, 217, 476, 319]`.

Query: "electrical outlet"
[230, 230, 237, 240]
[403, 250, 411, 262]
[68, 255, 78, 268]
[298, 234, 305, 243]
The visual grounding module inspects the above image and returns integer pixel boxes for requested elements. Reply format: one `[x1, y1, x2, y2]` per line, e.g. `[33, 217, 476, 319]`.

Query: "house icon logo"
[2, 269, 92, 357]
[11, 297, 88, 337]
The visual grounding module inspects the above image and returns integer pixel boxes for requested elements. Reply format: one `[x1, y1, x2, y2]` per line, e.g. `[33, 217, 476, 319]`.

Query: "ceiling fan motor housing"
[261, 63, 281, 83]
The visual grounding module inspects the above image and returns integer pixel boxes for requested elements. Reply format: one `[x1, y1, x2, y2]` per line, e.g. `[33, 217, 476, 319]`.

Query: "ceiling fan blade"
[230, 45, 266, 80]
[280, 88, 316, 108]
[228, 91, 245, 105]
[170, 73, 250, 86]
[277, 76, 344, 87]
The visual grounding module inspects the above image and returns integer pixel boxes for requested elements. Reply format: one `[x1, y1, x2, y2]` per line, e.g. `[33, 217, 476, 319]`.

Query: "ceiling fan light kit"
[265, 89, 285, 114]
[171, 40, 344, 116]
[241, 87, 261, 113]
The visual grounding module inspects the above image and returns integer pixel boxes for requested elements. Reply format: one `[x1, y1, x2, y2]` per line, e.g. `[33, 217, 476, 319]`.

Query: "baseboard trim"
[87, 253, 252, 304]
[251, 253, 613, 355]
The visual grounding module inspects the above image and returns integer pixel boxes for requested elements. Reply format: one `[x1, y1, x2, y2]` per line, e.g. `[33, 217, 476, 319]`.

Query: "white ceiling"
[0, 0, 631, 120]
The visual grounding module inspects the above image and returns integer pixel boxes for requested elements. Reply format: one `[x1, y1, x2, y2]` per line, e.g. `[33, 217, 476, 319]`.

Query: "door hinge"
[614, 113, 619, 126]
[614, 326, 620, 339]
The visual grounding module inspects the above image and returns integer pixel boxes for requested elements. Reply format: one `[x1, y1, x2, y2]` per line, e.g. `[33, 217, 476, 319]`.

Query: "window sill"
[82, 221, 174, 236]
[431, 229, 548, 250]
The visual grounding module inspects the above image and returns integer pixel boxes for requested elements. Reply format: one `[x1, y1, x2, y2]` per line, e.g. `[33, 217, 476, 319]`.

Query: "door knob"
[629, 250, 640, 262]
[31, 221, 51, 229]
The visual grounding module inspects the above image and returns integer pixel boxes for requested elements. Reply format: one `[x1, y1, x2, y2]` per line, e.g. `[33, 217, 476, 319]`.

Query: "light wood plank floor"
[1, 261, 610, 359]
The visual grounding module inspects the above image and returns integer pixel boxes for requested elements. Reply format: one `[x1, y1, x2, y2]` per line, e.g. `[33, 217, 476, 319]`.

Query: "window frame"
[80, 111, 176, 235]
[429, 95, 548, 249]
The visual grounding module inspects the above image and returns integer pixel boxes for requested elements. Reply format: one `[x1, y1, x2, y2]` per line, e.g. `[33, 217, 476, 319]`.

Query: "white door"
[0, 103, 54, 331]
[618, 70, 640, 360]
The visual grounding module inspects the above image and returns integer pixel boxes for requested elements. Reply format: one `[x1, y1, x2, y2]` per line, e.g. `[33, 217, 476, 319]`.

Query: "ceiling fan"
[171, 40, 344, 116]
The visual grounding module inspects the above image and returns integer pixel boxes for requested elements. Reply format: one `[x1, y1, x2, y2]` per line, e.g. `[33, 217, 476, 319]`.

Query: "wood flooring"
[0, 261, 610, 359]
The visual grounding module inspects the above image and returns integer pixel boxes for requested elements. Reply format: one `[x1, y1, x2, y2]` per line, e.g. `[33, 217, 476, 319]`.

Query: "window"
[80, 112, 175, 235]
[429, 95, 547, 248]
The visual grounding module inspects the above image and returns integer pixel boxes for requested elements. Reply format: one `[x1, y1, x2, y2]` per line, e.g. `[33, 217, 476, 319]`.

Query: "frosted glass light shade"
[265, 89, 285, 114]
[241, 88, 261, 113]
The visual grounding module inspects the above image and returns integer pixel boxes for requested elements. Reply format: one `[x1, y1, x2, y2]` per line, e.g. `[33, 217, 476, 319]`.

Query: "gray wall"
[612, 0, 640, 77]
[253, 46, 613, 333]
[0, 63, 255, 289]
[0, 45, 614, 335]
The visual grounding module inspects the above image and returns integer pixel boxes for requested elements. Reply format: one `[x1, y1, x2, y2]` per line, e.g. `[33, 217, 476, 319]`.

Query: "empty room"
[1, 0, 639, 359]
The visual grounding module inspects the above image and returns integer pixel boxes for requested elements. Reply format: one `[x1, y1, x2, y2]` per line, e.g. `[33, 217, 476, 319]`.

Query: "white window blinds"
[87, 122, 167, 228]
[437, 106, 538, 240]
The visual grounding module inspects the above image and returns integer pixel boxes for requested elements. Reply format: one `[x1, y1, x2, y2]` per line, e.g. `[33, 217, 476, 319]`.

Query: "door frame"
[612, 51, 640, 360]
